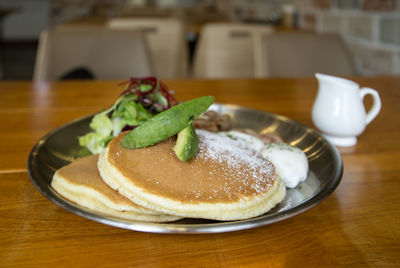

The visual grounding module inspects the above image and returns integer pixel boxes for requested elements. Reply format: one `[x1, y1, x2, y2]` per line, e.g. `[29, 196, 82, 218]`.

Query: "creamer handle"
[360, 87, 381, 125]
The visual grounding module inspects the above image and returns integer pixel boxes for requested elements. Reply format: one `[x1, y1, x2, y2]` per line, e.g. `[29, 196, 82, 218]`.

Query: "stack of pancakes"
[52, 129, 286, 222]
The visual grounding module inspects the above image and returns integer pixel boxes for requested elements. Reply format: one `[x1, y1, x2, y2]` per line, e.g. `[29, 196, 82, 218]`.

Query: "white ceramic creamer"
[312, 73, 381, 147]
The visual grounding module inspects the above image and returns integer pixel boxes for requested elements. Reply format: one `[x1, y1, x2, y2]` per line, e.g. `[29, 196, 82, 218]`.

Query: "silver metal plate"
[27, 104, 343, 233]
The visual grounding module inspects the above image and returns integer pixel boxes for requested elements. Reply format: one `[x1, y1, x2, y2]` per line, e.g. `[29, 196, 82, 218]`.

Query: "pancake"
[51, 154, 181, 222]
[98, 130, 286, 221]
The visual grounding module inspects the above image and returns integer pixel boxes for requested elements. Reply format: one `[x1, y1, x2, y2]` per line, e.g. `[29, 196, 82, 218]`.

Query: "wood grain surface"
[0, 77, 399, 267]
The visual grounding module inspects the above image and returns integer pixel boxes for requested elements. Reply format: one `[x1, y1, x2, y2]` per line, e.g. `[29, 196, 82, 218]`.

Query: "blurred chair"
[33, 27, 154, 81]
[254, 32, 355, 78]
[107, 18, 188, 79]
[192, 23, 274, 78]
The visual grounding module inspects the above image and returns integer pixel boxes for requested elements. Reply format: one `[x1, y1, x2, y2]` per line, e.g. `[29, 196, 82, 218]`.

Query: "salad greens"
[79, 77, 178, 154]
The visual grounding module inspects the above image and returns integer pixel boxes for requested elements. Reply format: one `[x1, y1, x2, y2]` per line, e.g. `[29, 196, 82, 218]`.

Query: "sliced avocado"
[121, 96, 214, 149]
[173, 123, 198, 161]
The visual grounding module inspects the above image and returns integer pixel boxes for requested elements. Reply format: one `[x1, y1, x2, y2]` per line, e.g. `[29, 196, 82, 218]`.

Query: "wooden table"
[0, 77, 399, 267]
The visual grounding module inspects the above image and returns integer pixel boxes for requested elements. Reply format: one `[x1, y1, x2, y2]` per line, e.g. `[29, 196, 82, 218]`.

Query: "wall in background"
[1, 0, 399, 76]
[0, 0, 49, 40]
[295, 0, 400, 76]
[219, 0, 400, 76]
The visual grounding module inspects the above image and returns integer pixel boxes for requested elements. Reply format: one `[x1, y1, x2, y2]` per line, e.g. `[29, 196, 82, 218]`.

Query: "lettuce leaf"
[78, 77, 178, 154]
[78, 132, 112, 154]
[78, 93, 152, 154]
[89, 113, 113, 136]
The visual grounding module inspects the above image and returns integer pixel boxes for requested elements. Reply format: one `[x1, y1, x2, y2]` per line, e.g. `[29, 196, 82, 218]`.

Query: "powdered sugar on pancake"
[100, 131, 286, 220]
[196, 129, 276, 195]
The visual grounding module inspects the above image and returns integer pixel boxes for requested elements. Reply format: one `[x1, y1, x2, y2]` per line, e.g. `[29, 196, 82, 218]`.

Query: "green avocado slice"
[173, 123, 198, 161]
[121, 96, 214, 149]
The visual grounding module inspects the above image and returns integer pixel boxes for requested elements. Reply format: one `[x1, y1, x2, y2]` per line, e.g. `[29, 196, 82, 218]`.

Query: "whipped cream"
[220, 131, 309, 188]
[260, 143, 308, 188]
[219, 131, 265, 152]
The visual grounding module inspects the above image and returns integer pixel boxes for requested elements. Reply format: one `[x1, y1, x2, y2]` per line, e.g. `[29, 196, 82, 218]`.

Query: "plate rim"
[27, 103, 343, 234]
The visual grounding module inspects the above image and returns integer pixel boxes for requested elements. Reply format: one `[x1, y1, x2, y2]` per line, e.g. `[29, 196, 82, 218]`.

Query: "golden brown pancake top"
[107, 130, 277, 203]
[57, 154, 140, 207]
